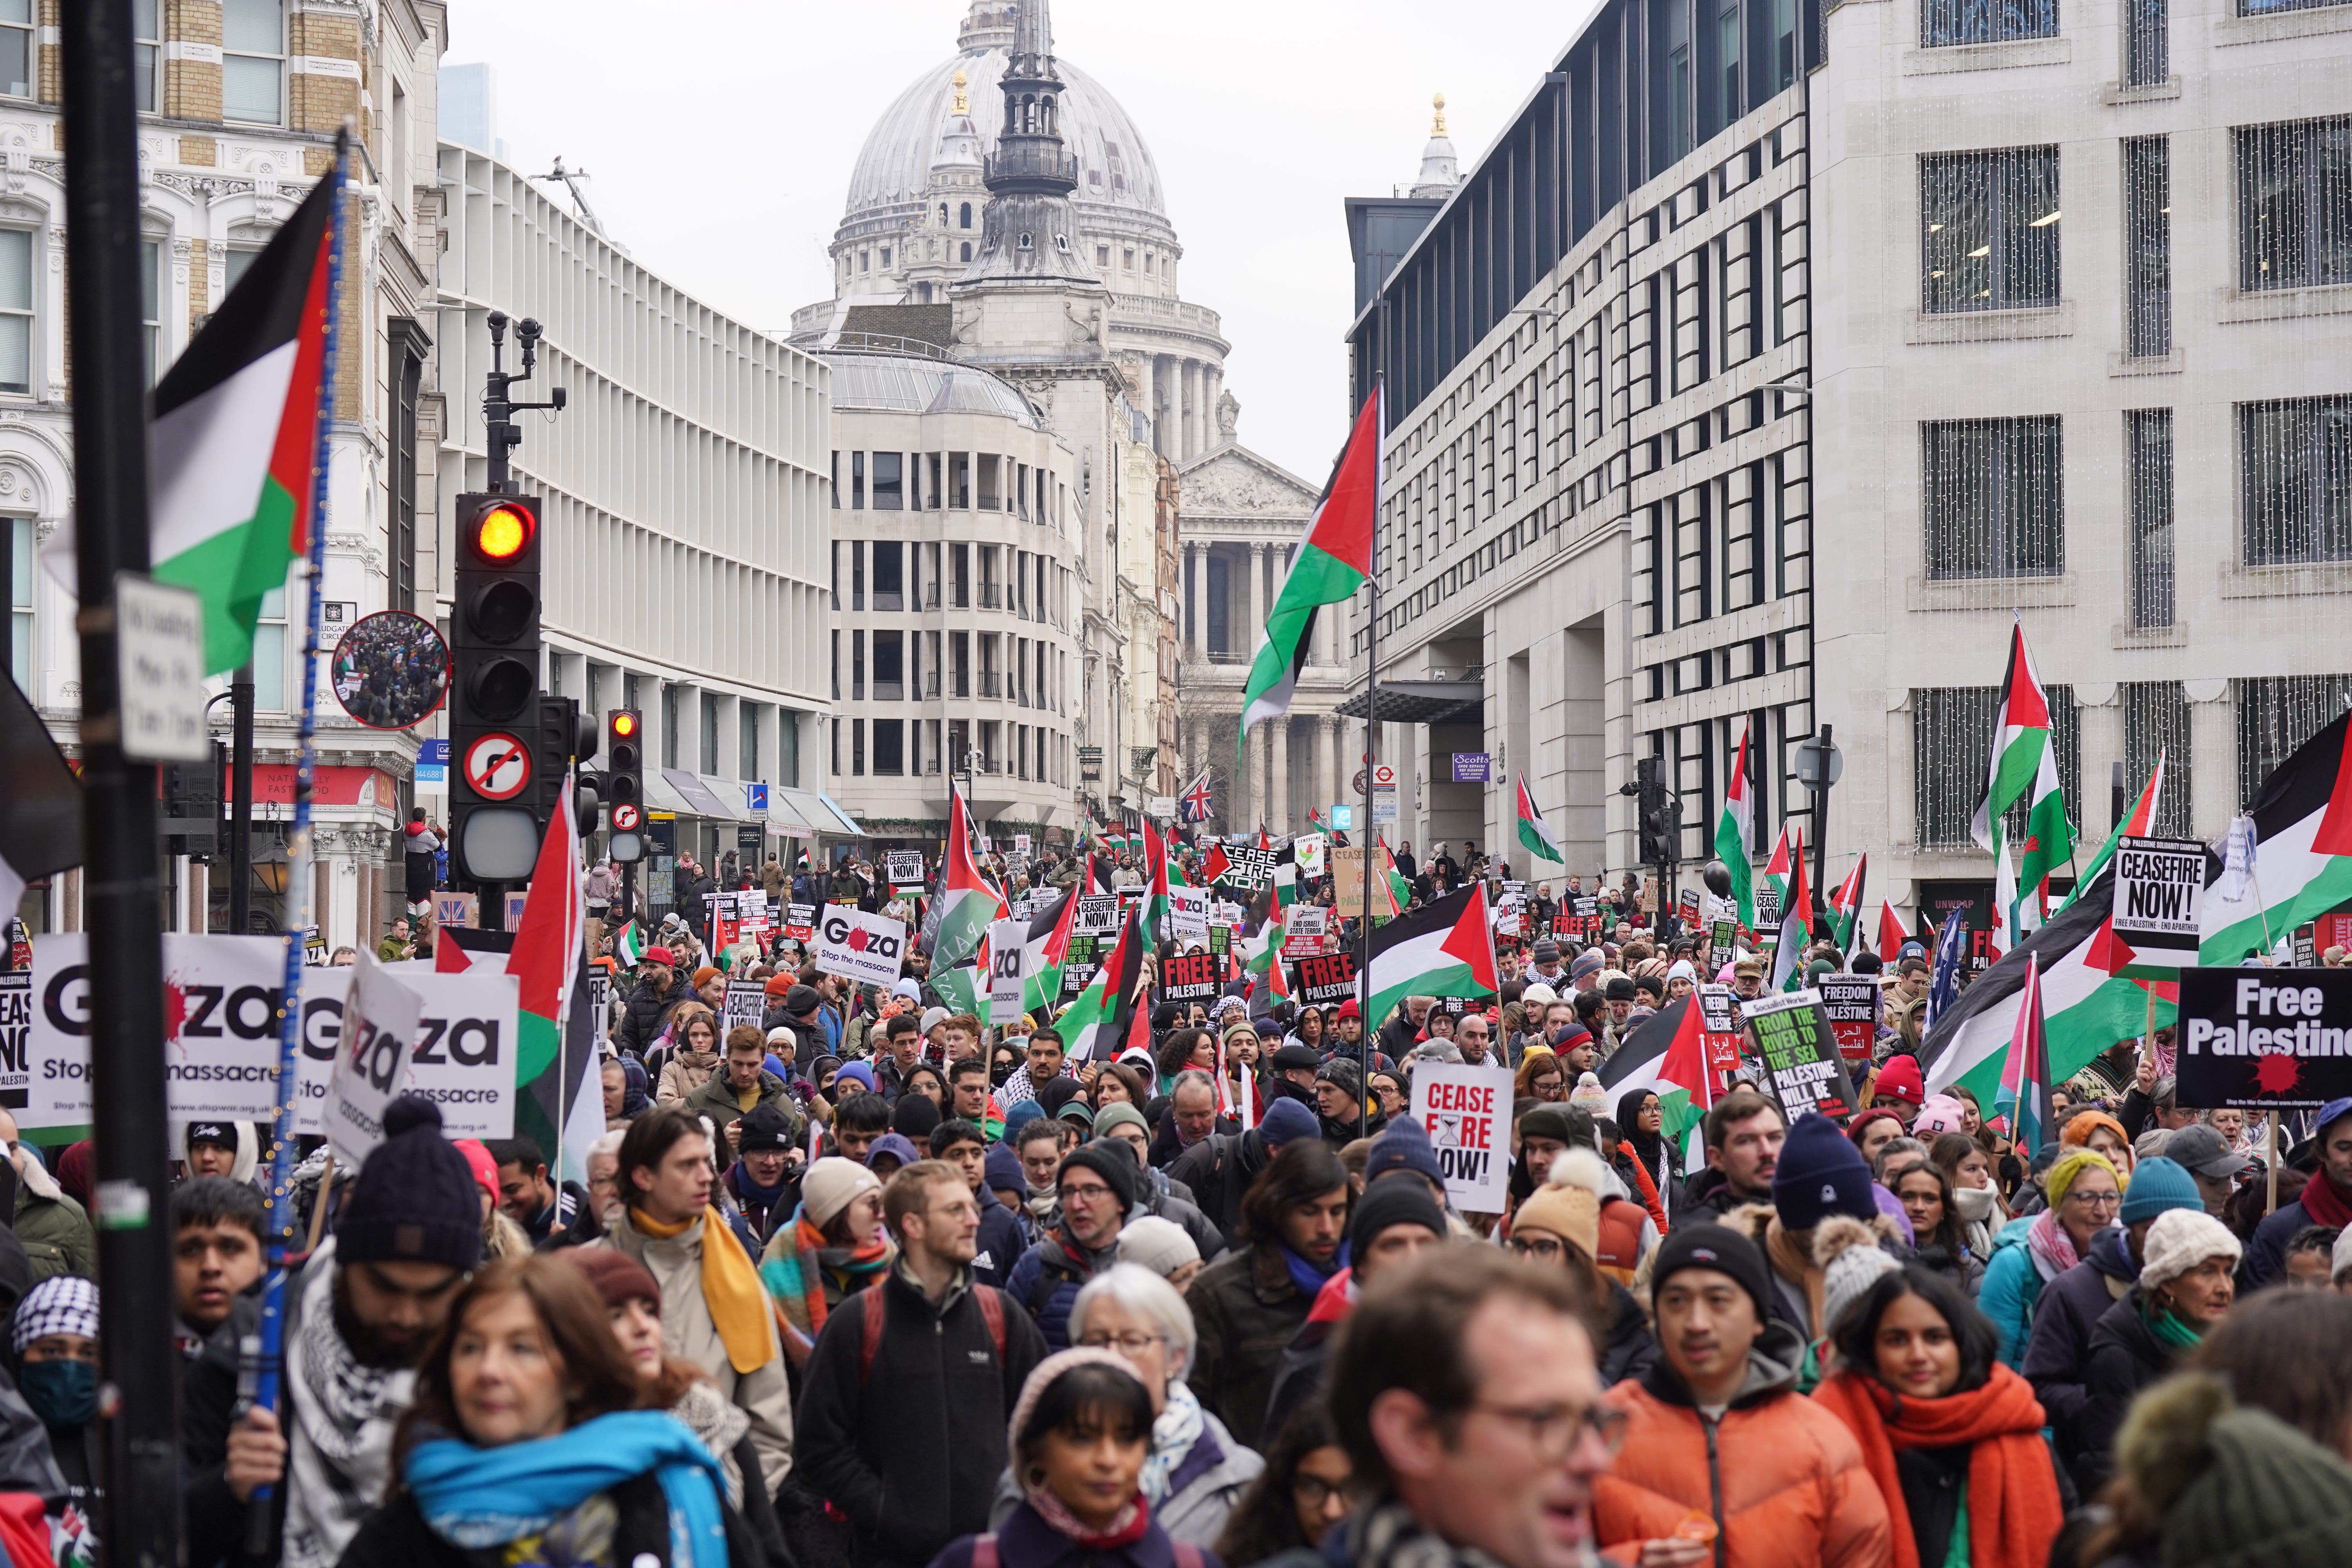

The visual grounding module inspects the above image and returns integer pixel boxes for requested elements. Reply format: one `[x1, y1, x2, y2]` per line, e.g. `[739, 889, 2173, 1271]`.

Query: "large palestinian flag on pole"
[1020, 884, 1079, 1016]
[1363, 882, 1498, 1025]
[1971, 622, 2076, 941]
[1597, 995, 1713, 1164]
[1768, 825, 1812, 992]
[1240, 386, 1379, 746]
[2201, 708, 2352, 965]
[930, 784, 999, 972]
[1715, 720, 1757, 929]
[1062, 899, 1147, 1063]
[1761, 823, 1795, 918]
[1919, 864, 2176, 1111]
[1515, 775, 1564, 867]
[1829, 854, 1868, 958]
[507, 776, 597, 1182]
[44, 153, 341, 673]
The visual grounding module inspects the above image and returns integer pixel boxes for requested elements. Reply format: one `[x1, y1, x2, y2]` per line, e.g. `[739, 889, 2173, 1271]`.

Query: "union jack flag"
[1178, 769, 1215, 824]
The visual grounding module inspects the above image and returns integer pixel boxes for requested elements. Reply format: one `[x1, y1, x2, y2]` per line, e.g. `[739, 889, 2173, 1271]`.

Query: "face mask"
[20, 1358, 96, 1427]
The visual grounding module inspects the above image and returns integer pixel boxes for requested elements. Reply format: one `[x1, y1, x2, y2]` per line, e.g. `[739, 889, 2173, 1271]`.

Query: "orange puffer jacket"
[1593, 1320, 1893, 1568]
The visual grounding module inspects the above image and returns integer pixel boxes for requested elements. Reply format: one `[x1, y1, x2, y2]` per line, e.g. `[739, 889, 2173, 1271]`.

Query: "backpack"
[971, 1538, 1200, 1568]
[858, 1279, 1007, 1381]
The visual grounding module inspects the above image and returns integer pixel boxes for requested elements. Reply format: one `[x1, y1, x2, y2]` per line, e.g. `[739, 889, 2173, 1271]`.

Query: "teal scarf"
[406, 1410, 728, 1568]
[2146, 1302, 2204, 1353]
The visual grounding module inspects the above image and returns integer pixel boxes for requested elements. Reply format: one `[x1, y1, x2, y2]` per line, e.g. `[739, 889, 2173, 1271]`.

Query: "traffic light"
[160, 740, 224, 859]
[568, 702, 602, 839]
[605, 709, 644, 863]
[450, 492, 544, 885]
[1636, 754, 1678, 866]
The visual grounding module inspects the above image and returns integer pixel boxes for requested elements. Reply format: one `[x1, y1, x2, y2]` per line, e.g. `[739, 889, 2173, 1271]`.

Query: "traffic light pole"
[229, 661, 255, 933]
[60, 7, 180, 1568]
[483, 311, 565, 493]
[1810, 722, 1835, 931]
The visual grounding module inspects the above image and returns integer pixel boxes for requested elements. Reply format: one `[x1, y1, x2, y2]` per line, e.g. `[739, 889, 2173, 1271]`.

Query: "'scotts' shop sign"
[2176, 967, 2352, 1110]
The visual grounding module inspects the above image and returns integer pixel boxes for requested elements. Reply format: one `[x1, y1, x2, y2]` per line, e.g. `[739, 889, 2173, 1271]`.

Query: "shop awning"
[660, 768, 743, 821]
[760, 791, 819, 836]
[643, 769, 698, 819]
[817, 792, 867, 836]
[775, 788, 837, 838]
[1332, 680, 1486, 726]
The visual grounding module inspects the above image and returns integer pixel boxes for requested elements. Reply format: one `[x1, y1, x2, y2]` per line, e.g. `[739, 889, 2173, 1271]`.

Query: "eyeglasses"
[1506, 1234, 1566, 1261]
[1077, 1330, 1165, 1354]
[1291, 1474, 1346, 1508]
[1062, 1182, 1114, 1203]
[2065, 1189, 2123, 1209]
[1471, 1399, 1626, 1459]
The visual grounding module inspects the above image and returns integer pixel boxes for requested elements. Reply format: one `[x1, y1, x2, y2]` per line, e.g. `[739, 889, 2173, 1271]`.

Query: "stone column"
[1204, 364, 1224, 448]
[1153, 356, 1178, 457]
[1185, 360, 1206, 461]
[1271, 715, 1291, 833]
[1240, 543, 1263, 668]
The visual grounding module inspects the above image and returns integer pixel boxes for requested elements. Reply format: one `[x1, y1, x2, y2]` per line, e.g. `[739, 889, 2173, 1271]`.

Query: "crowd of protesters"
[2, 827, 2348, 1568]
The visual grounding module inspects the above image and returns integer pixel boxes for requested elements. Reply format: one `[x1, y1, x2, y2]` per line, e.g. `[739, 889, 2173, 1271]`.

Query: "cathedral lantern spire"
[960, 0, 1098, 283]
[1411, 91, 1461, 199]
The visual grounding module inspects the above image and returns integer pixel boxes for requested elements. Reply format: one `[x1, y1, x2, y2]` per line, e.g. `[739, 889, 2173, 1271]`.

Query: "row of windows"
[1920, 397, 2352, 587]
[1918, 0, 2345, 52]
[643, 681, 806, 788]
[830, 539, 1069, 623]
[828, 448, 1059, 523]
[832, 716, 1063, 783]
[0, 0, 296, 125]
[832, 627, 1065, 710]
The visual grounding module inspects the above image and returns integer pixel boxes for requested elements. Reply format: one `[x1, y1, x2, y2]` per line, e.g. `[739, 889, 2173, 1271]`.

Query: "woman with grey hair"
[988, 1263, 1263, 1545]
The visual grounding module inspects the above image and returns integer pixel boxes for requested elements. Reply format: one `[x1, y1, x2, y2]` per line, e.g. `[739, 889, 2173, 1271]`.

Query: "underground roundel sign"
[461, 731, 532, 801]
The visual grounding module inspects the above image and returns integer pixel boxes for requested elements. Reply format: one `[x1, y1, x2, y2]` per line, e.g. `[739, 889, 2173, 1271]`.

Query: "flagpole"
[1358, 368, 1384, 1142]
[248, 131, 350, 1548]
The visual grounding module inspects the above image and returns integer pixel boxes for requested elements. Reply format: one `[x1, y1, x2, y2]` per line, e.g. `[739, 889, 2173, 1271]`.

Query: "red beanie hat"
[1871, 1053, 1924, 1106]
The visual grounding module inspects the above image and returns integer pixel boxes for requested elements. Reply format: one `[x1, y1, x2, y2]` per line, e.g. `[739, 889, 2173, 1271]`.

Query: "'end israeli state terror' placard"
[2176, 967, 2352, 1110]
[2110, 836, 2207, 979]
[1410, 1062, 1513, 1214]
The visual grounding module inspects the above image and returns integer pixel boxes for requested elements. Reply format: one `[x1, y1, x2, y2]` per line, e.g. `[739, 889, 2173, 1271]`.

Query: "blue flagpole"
[245, 129, 350, 1540]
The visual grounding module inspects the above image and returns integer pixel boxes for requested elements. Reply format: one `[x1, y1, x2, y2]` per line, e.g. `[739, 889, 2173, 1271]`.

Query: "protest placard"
[432, 891, 477, 930]
[815, 904, 908, 989]
[1815, 974, 1882, 1063]
[1697, 985, 1746, 1073]
[1168, 883, 1210, 940]
[1740, 989, 1858, 1120]
[2175, 967, 2352, 1110]
[1076, 894, 1121, 935]
[2110, 836, 2207, 978]
[1221, 845, 1277, 889]
[294, 967, 519, 1140]
[1294, 835, 1326, 877]
[783, 903, 817, 940]
[29, 934, 288, 1126]
[1158, 946, 1223, 1004]
[988, 918, 1027, 1026]
[0, 973, 28, 1111]
[1062, 934, 1100, 997]
[1296, 951, 1357, 1005]
[1410, 1063, 1514, 1212]
[724, 980, 768, 1035]
[324, 953, 421, 1164]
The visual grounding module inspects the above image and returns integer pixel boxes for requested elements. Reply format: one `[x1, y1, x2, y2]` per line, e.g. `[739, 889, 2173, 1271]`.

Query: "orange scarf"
[1812, 1365, 2063, 1568]
[629, 1205, 773, 1376]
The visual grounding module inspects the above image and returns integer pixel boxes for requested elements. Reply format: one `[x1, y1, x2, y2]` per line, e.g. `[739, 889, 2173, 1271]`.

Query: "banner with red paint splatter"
[2176, 966, 2352, 1110]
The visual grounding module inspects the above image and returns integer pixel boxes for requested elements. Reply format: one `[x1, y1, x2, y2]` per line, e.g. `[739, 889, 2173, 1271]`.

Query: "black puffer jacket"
[2080, 1288, 2183, 1490]
[614, 971, 692, 1056]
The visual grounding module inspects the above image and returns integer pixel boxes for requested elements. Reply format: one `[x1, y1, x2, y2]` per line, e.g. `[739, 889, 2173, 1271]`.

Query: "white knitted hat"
[1815, 1215, 1902, 1338]
[2139, 1208, 2241, 1293]
[800, 1156, 882, 1230]
[1115, 1215, 1200, 1278]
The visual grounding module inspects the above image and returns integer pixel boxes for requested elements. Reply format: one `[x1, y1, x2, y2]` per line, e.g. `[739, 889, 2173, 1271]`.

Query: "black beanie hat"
[1649, 1222, 1775, 1329]
[891, 1092, 942, 1141]
[1060, 1142, 1138, 1214]
[335, 1096, 483, 1271]
[736, 1105, 794, 1154]
[1350, 1171, 1447, 1263]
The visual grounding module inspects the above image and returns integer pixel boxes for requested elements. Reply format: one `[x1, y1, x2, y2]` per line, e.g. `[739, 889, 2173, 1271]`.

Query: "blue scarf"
[406, 1410, 728, 1568]
[1281, 1240, 1348, 1299]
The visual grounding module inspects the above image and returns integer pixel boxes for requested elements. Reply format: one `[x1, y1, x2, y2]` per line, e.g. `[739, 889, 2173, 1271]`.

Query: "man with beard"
[181, 1096, 481, 1568]
[1680, 1091, 1787, 1224]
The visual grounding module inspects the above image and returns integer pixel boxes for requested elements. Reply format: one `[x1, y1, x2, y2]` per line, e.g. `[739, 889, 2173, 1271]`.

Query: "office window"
[1719, 5, 1742, 124]
[2122, 682, 2193, 838]
[1773, 0, 1797, 88]
[221, 0, 285, 126]
[7, 515, 29, 693]
[926, 453, 942, 510]
[1922, 147, 2061, 313]
[851, 451, 865, 508]
[872, 451, 903, 510]
[2127, 409, 2175, 628]
[852, 719, 864, 776]
[831, 718, 840, 777]
[2240, 396, 2352, 564]
[2240, 0, 2351, 18]
[2123, 0, 2166, 86]
[851, 539, 864, 610]
[873, 631, 903, 701]
[2123, 138, 2171, 357]
[142, 239, 163, 385]
[829, 451, 840, 508]
[2236, 118, 2352, 292]
[951, 631, 969, 697]
[662, 685, 680, 769]
[740, 704, 760, 780]
[1921, 0, 2058, 44]
[873, 720, 904, 777]
[1922, 416, 2065, 580]
[699, 692, 719, 774]
[0, 0, 27, 99]
[1915, 684, 2079, 847]
[872, 540, 902, 610]
[852, 630, 865, 700]
[132, 0, 162, 113]
[780, 710, 800, 788]
[0, 229, 32, 395]
[2237, 675, 2352, 805]
[951, 543, 969, 607]
[253, 579, 289, 711]
[830, 630, 840, 701]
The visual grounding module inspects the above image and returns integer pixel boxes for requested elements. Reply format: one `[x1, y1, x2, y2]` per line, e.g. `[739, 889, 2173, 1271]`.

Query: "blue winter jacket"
[1978, 1213, 2048, 1365]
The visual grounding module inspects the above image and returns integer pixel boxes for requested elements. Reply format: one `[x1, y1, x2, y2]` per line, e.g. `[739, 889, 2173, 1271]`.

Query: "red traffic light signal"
[468, 501, 537, 563]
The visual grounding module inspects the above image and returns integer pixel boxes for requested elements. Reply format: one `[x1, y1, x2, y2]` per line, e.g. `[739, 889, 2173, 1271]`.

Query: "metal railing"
[979, 673, 1002, 697]
[979, 585, 1002, 608]
[874, 592, 903, 612]
[873, 681, 903, 701]
[923, 673, 940, 698]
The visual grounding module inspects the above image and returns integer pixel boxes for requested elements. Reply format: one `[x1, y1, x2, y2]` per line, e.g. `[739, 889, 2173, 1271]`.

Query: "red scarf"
[1025, 1488, 1150, 1550]
[1812, 1364, 2063, 1568]
[2299, 1168, 2352, 1228]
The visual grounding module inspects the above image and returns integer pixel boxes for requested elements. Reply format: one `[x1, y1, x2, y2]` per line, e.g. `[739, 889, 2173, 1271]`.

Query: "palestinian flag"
[1240, 386, 1379, 746]
[1920, 865, 2176, 1110]
[1761, 823, 1795, 920]
[1714, 721, 1758, 929]
[1200, 842, 1232, 886]
[931, 784, 1000, 972]
[610, 920, 646, 967]
[1142, 817, 1171, 942]
[1597, 995, 1713, 1163]
[1877, 900, 1910, 963]
[1020, 885, 1079, 1015]
[1244, 912, 1292, 1004]
[1995, 953, 2053, 1152]
[1364, 883, 1498, 1025]
[66, 143, 344, 674]
[1768, 825, 1812, 992]
[1972, 622, 2076, 940]
[1272, 844, 1299, 910]
[2202, 708, 2352, 965]
[507, 775, 597, 1182]
[1829, 855, 1867, 957]
[1062, 900, 1147, 1063]
[1308, 807, 1329, 834]
[2059, 751, 2164, 915]
[930, 962, 986, 1018]
[1515, 775, 1565, 867]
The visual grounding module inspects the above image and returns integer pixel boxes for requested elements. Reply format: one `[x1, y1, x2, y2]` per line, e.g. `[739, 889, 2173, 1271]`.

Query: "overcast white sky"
[443, 0, 1600, 480]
